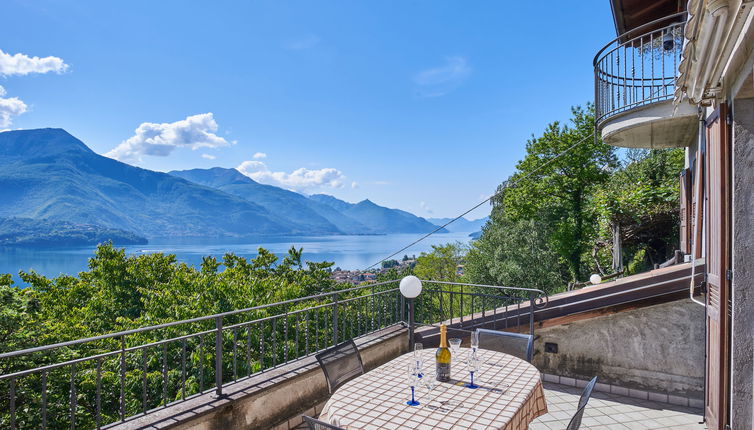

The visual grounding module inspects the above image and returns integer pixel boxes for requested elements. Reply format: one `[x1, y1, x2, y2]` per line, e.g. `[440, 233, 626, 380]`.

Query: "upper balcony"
[594, 13, 698, 148]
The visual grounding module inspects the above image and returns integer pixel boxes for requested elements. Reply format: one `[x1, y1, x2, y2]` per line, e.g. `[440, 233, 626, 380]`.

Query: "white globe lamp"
[400, 275, 423, 298]
[589, 274, 602, 285]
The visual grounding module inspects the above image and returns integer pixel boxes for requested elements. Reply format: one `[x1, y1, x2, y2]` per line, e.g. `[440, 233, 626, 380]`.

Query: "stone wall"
[731, 93, 754, 428]
[533, 299, 705, 399]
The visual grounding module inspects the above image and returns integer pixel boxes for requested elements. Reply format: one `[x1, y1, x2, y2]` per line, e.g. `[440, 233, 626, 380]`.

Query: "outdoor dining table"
[318, 347, 548, 430]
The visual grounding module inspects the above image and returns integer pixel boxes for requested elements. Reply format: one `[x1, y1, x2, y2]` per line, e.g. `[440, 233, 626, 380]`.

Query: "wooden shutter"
[680, 168, 692, 254]
[704, 104, 731, 430]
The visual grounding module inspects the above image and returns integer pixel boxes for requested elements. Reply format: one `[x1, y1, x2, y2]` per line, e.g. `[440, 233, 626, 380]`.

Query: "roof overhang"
[610, 0, 687, 35]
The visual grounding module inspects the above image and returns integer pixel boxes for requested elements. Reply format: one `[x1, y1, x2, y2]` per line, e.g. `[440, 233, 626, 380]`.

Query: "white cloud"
[351, 181, 359, 189]
[413, 56, 471, 98]
[420, 201, 434, 215]
[253, 152, 267, 159]
[237, 160, 345, 191]
[0, 49, 68, 77]
[0, 85, 27, 127]
[106, 113, 231, 163]
[201, 153, 216, 160]
[284, 34, 320, 50]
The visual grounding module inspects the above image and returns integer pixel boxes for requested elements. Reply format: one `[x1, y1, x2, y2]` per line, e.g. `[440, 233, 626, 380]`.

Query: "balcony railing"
[594, 13, 687, 128]
[0, 279, 547, 429]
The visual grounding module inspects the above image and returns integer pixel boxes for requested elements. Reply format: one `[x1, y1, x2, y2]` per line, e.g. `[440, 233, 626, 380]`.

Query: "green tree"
[465, 218, 564, 293]
[593, 148, 684, 273]
[493, 105, 617, 282]
[413, 243, 466, 282]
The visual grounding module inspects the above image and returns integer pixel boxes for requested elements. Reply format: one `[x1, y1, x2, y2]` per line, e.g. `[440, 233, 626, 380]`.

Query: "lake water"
[1, 232, 474, 286]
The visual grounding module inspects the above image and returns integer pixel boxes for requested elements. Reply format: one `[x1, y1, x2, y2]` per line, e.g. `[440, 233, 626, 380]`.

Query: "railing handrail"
[0, 279, 547, 361]
[593, 12, 687, 128]
[0, 279, 400, 360]
[592, 12, 687, 66]
[418, 279, 549, 307]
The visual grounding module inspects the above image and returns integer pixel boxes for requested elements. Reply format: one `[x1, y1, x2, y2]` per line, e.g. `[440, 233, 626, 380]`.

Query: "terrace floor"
[293, 381, 706, 429]
[530, 382, 706, 430]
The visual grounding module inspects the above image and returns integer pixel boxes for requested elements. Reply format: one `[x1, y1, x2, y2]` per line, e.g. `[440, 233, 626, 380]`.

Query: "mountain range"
[427, 216, 489, 233]
[0, 128, 445, 243]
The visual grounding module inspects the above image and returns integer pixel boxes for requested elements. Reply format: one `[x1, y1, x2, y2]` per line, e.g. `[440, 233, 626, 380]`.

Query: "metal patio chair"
[315, 339, 364, 394]
[566, 376, 598, 430]
[476, 328, 534, 362]
[302, 415, 345, 430]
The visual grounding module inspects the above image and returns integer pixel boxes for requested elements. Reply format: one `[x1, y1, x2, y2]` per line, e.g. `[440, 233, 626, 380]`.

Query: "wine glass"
[414, 343, 424, 378]
[465, 353, 480, 389]
[422, 369, 438, 407]
[449, 338, 462, 355]
[406, 364, 420, 406]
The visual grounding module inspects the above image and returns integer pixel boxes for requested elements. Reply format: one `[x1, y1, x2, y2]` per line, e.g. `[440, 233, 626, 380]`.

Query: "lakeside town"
[329, 255, 416, 284]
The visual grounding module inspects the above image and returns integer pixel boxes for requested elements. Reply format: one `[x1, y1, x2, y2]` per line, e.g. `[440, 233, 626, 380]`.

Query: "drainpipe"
[689, 107, 707, 308]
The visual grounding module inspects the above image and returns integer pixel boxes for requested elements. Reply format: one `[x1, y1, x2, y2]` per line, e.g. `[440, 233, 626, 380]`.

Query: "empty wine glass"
[406, 364, 420, 406]
[414, 343, 424, 378]
[422, 369, 438, 407]
[449, 338, 462, 355]
[465, 353, 480, 389]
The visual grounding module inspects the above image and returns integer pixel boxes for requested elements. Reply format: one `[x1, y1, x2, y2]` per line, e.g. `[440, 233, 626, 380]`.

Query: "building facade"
[596, 1, 754, 428]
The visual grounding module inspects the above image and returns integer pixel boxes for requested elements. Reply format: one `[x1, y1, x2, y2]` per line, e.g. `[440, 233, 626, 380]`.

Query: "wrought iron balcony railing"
[0, 279, 547, 429]
[594, 13, 687, 129]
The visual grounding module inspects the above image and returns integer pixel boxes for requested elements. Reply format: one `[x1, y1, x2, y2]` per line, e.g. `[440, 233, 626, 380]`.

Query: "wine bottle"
[436, 324, 451, 382]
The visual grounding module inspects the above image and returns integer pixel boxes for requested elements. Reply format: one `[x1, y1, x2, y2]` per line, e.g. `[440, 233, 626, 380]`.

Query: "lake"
[1, 232, 474, 286]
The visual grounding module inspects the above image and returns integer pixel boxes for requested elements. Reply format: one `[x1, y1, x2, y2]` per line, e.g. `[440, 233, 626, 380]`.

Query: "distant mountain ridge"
[170, 168, 444, 235]
[427, 216, 489, 233]
[0, 129, 443, 243]
[0, 128, 293, 238]
[309, 194, 446, 234]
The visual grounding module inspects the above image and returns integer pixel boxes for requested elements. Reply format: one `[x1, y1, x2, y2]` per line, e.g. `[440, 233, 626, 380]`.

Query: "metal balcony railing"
[594, 13, 687, 129]
[0, 279, 547, 429]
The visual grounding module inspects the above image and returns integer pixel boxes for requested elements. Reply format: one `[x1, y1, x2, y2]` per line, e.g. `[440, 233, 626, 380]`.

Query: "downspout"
[690, 109, 707, 308]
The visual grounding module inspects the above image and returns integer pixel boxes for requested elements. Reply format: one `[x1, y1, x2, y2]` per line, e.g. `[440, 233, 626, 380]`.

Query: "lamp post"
[589, 273, 602, 285]
[400, 276, 422, 351]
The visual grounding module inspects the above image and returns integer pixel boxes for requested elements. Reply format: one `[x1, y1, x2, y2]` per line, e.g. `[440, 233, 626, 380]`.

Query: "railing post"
[214, 316, 223, 397]
[332, 295, 339, 346]
[408, 298, 415, 351]
[528, 292, 536, 339]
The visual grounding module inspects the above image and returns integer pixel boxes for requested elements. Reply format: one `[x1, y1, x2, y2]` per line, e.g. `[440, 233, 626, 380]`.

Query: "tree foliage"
[1, 243, 402, 429]
[466, 105, 684, 293]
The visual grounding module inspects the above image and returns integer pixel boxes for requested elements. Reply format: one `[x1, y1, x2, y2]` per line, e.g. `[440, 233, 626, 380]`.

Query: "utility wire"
[365, 131, 597, 270]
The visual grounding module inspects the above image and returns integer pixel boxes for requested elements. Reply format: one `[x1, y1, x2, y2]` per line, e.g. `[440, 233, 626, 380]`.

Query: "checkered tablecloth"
[319, 348, 548, 430]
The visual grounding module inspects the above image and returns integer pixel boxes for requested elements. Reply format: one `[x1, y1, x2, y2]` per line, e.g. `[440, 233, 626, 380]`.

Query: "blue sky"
[0, 0, 615, 219]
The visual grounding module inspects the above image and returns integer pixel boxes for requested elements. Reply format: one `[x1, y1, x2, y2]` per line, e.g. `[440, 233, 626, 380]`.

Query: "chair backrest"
[476, 329, 534, 362]
[565, 376, 598, 430]
[302, 415, 345, 430]
[315, 339, 364, 393]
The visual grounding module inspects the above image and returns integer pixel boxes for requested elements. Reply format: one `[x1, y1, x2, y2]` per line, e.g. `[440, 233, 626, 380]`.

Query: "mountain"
[309, 194, 445, 234]
[169, 167, 369, 234]
[0, 217, 147, 246]
[0, 129, 444, 240]
[0, 128, 295, 238]
[427, 216, 489, 233]
[169, 168, 443, 235]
